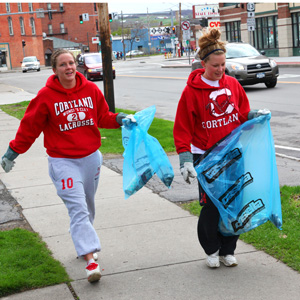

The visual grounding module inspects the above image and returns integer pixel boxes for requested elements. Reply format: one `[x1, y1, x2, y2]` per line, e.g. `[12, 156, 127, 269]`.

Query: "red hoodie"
[10, 72, 120, 158]
[173, 68, 250, 154]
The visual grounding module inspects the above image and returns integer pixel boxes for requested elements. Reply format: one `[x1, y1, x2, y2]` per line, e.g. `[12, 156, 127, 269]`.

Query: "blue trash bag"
[122, 106, 174, 199]
[195, 114, 282, 236]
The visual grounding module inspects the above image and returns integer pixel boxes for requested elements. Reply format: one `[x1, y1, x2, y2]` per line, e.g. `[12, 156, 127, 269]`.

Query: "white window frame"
[60, 23, 65, 33]
[6, 3, 10, 12]
[8, 17, 13, 35]
[30, 17, 36, 35]
[20, 17, 25, 35]
[48, 24, 53, 34]
[17, 3, 22, 12]
[28, 3, 33, 12]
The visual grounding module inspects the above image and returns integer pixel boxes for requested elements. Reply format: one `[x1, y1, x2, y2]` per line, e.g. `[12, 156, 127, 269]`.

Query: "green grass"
[0, 102, 176, 154]
[180, 185, 300, 273]
[0, 228, 70, 297]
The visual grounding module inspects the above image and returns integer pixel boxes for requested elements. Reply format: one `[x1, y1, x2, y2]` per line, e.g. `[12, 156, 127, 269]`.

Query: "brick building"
[0, 2, 99, 70]
[0, 2, 44, 70]
[219, 2, 300, 57]
[39, 2, 99, 53]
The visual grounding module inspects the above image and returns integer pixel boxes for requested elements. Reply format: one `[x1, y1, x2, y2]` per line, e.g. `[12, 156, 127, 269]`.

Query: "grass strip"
[0, 228, 70, 297]
[180, 185, 300, 273]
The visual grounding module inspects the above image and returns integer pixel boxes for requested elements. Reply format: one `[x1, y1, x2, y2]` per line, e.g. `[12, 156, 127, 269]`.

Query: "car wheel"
[265, 78, 277, 88]
[22, 70, 26, 73]
[84, 71, 90, 81]
[37, 68, 40, 72]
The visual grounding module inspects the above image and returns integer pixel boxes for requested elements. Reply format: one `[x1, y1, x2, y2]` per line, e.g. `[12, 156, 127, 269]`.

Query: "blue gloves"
[179, 151, 197, 184]
[248, 108, 270, 120]
[116, 112, 137, 127]
[1, 146, 19, 173]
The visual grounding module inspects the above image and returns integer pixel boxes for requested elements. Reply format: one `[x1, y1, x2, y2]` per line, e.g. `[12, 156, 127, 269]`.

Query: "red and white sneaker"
[86, 262, 101, 282]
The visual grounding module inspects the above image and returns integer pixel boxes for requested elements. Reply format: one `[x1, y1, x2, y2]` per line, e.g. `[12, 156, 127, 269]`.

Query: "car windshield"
[226, 44, 260, 59]
[85, 55, 101, 64]
[23, 57, 36, 62]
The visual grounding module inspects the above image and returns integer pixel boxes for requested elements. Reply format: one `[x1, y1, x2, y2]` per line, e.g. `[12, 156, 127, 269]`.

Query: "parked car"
[126, 50, 144, 57]
[21, 56, 40, 73]
[76, 53, 116, 80]
[192, 43, 279, 88]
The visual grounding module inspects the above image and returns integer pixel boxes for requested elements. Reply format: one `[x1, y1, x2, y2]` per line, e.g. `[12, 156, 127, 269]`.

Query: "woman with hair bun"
[174, 29, 268, 268]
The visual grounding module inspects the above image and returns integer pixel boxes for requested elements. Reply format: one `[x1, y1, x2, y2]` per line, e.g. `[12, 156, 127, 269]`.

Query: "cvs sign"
[209, 20, 220, 28]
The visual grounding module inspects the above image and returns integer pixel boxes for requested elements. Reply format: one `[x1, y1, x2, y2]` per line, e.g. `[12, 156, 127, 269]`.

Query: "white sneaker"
[86, 262, 101, 282]
[220, 255, 238, 267]
[206, 250, 220, 268]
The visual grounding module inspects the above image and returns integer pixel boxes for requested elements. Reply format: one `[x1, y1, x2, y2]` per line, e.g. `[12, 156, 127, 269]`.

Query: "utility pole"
[121, 11, 126, 60]
[97, 3, 115, 113]
[179, 2, 182, 57]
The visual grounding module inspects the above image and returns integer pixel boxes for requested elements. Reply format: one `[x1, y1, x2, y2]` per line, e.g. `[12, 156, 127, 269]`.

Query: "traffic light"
[172, 26, 176, 33]
[79, 14, 83, 24]
[22, 40, 26, 47]
[200, 19, 208, 27]
[109, 13, 112, 22]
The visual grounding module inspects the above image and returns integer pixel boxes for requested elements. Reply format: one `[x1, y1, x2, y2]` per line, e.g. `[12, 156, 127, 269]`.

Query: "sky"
[3, 0, 276, 15]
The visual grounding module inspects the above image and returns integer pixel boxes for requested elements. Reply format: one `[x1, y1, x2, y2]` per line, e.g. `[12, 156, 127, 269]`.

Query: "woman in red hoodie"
[1, 49, 135, 282]
[174, 29, 267, 268]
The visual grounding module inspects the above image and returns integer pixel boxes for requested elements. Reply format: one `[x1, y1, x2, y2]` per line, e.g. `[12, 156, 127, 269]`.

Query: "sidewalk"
[1, 98, 300, 299]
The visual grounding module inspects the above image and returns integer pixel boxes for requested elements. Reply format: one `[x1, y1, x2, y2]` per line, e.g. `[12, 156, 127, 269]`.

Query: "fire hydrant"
[164, 52, 167, 59]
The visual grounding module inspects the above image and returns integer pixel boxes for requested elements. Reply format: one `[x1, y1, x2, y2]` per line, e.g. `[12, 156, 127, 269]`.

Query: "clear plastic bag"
[122, 106, 174, 199]
[195, 114, 282, 235]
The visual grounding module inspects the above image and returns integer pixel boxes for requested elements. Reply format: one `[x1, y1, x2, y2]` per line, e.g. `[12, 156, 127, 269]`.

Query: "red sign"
[209, 21, 220, 28]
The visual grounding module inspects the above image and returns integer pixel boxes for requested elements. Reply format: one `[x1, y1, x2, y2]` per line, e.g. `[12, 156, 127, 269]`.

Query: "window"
[60, 23, 65, 33]
[59, 3, 64, 11]
[30, 17, 36, 35]
[8, 17, 13, 35]
[28, 3, 33, 12]
[20, 17, 25, 35]
[47, 3, 52, 20]
[96, 19, 99, 31]
[6, 3, 10, 12]
[225, 21, 241, 42]
[17, 3, 22, 12]
[48, 24, 53, 34]
[292, 12, 300, 47]
[254, 16, 277, 49]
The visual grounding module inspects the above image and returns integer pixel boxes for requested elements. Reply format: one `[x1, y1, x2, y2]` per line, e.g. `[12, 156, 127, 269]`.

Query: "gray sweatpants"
[48, 150, 102, 257]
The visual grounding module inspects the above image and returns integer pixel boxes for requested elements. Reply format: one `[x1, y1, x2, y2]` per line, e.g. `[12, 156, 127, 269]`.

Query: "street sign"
[248, 25, 255, 31]
[92, 37, 99, 44]
[248, 12, 255, 18]
[247, 3, 255, 12]
[181, 21, 190, 30]
[82, 13, 89, 21]
[247, 18, 255, 27]
[182, 29, 191, 40]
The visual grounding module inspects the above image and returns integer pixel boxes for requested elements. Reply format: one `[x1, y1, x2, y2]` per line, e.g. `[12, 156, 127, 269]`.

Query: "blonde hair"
[51, 49, 75, 69]
[198, 29, 226, 62]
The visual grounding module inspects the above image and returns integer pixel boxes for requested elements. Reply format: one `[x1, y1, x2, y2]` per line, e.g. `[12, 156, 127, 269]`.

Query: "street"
[0, 55, 299, 160]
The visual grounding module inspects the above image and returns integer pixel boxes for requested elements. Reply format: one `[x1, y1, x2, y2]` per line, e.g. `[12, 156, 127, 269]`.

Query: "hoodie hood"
[45, 71, 87, 94]
[187, 68, 227, 90]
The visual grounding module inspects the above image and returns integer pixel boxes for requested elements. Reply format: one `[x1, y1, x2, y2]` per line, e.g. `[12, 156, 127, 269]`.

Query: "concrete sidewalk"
[1, 108, 300, 299]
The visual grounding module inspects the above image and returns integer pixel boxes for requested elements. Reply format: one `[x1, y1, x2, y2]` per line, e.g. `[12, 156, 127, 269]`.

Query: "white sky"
[1, 0, 278, 15]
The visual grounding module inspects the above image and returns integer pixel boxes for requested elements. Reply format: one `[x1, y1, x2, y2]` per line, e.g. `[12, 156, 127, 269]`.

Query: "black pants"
[193, 154, 239, 256]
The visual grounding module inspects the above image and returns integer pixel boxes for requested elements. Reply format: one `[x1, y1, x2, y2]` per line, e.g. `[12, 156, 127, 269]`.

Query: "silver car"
[21, 56, 40, 73]
[192, 43, 279, 88]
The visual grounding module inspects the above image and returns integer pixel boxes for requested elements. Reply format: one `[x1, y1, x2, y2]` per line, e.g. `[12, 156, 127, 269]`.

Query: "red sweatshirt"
[10, 72, 120, 158]
[173, 68, 250, 154]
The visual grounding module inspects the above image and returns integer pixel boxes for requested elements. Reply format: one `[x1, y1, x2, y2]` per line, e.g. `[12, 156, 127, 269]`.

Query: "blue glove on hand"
[1, 146, 19, 173]
[248, 108, 270, 120]
[116, 113, 137, 127]
[179, 152, 197, 184]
